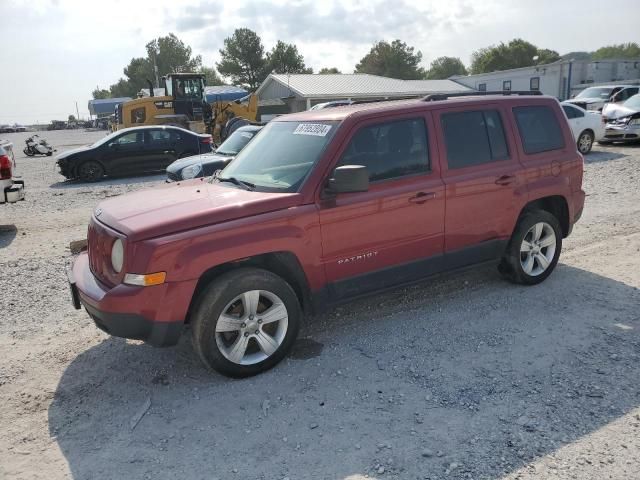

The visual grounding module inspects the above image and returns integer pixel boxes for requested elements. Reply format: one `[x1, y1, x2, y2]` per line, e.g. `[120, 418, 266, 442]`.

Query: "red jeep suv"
[69, 92, 585, 377]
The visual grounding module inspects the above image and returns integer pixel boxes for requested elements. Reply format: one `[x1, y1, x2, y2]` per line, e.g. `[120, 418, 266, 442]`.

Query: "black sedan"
[56, 126, 213, 182]
[166, 125, 262, 181]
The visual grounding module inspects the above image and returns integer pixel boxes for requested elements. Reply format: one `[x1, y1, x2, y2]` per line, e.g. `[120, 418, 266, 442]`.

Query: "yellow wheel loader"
[114, 73, 258, 143]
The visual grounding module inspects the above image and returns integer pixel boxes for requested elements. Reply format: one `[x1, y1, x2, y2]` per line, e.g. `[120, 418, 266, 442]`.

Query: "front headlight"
[181, 164, 202, 179]
[111, 238, 124, 273]
[628, 118, 640, 126]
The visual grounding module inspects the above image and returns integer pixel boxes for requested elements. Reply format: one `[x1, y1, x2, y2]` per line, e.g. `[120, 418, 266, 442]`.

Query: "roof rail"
[423, 90, 543, 102]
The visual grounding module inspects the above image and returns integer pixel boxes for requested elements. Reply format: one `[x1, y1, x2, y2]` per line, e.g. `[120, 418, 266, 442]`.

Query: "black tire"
[499, 210, 562, 285]
[577, 130, 594, 154]
[77, 160, 105, 182]
[191, 267, 301, 378]
[46, 151, 53, 156]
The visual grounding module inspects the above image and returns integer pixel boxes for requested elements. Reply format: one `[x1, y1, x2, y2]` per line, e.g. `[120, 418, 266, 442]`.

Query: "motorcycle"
[23, 135, 55, 156]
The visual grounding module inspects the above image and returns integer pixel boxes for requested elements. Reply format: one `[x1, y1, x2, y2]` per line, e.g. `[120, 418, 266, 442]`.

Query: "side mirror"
[327, 165, 369, 193]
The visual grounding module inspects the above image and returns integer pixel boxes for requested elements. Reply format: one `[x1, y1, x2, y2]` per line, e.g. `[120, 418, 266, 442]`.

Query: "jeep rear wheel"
[191, 268, 301, 378]
[500, 210, 562, 285]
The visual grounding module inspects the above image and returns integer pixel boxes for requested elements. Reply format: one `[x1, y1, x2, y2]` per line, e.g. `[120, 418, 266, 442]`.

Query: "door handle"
[409, 192, 436, 204]
[495, 175, 516, 186]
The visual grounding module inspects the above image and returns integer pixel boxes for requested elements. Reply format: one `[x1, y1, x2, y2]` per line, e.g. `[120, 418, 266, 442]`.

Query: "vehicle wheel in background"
[77, 160, 105, 182]
[499, 210, 562, 286]
[191, 268, 301, 378]
[577, 130, 594, 154]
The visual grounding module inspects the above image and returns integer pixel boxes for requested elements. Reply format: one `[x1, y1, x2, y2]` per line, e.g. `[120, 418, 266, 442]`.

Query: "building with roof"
[87, 97, 132, 118]
[256, 74, 472, 112]
[453, 58, 640, 100]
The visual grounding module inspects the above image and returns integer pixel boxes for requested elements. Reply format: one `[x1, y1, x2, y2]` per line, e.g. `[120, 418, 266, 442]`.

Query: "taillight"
[200, 135, 212, 144]
[0, 155, 11, 180]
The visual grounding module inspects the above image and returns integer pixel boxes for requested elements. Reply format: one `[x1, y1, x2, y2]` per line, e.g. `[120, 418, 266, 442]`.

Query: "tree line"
[93, 31, 640, 99]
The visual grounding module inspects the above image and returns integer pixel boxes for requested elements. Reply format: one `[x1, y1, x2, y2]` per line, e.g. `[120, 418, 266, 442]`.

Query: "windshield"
[575, 87, 614, 99]
[216, 129, 259, 156]
[623, 94, 640, 111]
[219, 121, 339, 192]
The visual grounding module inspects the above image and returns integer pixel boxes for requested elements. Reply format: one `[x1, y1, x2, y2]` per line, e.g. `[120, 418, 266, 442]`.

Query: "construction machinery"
[113, 73, 258, 142]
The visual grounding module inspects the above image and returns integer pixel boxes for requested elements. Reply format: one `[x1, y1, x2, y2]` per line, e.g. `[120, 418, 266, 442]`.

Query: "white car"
[565, 85, 639, 112]
[561, 102, 605, 154]
[0, 140, 25, 204]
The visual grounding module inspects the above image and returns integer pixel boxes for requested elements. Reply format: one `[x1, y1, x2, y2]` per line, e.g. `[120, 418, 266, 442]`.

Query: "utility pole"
[75, 101, 80, 120]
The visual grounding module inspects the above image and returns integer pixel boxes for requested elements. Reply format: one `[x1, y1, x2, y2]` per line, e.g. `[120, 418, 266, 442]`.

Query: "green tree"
[592, 42, 640, 60]
[92, 87, 111, 99]
[355, 40, 424, 79]
[561, 51, 592, 61]
[109, 33, 202, 97]
[68, 114, 76, 122]
[425, 56, 467, 79]
[266, 40, 312, 74]
[319, 67, 341, 74]
[199, 66, 224, 86]
[217, 28, 268, 91]
[470, 39, 560, 74]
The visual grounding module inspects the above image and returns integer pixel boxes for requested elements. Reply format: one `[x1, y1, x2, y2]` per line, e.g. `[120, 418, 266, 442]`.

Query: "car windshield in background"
[623, 94, 640, 110]
[90, 130, 121, 148]
[216, 130, 258, 156]
[218, 121, 339, 192]
[575, 87, 613, 99]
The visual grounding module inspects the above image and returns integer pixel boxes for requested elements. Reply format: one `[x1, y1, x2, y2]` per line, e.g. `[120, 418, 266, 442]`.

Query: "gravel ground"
[0, 129, 639, 480]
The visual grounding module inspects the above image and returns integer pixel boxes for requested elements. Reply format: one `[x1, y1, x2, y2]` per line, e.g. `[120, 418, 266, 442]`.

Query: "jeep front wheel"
[500, 210, 562, 285]
[191, 268, 301, 378]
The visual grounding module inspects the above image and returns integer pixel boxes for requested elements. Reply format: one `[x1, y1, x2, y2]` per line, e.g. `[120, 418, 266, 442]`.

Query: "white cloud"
[0, 0, 638, 123]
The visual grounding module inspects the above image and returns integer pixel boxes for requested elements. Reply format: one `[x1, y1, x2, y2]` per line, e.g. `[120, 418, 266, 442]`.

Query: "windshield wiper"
[216, 175, 255, 191]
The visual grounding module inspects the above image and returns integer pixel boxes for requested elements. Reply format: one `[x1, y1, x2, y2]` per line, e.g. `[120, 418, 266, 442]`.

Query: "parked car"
[309, 100, 353, 110]
[166, 125, 262, 181]
[68, 93, 585, 377]
[560, 102, 605, 154]
[56, 125, 213, 182]
[0, 125, 15, 133]
[1, 141, 25, 204]
[600, 93, 640, 144]
[565, 85, 639, 112]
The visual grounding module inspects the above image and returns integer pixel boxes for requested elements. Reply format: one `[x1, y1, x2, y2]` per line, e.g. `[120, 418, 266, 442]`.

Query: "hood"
[95, 180, 301, 241]
[56, 145, 91, 161]
[566, 97, 602, 105]
[602, 103, 639, 120]
[166, 152, 232, 174]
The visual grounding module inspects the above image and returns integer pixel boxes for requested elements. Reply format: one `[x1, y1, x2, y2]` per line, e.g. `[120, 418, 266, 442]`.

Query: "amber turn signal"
[123, 272, 166, 286]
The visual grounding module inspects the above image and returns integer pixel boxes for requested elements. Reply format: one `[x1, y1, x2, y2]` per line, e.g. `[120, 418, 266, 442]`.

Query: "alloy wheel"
[578, 132, 593, 154]
[520, 222, 556, 276]
[215, 290, 288, 365]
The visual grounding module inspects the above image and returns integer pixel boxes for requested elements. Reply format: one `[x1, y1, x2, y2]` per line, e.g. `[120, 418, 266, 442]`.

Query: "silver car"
[600, 94, 640, 144]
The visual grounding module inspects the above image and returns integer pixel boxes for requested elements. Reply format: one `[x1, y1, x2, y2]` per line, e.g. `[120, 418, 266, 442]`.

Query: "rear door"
[318, 114, 446, 299]
[145, 129, 178, 170]
[433, 104, 524, 258]
[561, 104, 584, 140]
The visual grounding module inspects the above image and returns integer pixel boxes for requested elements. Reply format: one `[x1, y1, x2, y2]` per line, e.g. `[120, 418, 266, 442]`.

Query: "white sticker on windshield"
[293, 123, 332, 137]
[240, 132, 253, 138]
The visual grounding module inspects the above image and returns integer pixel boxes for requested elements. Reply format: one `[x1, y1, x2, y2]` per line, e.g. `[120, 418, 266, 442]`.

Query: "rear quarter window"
[513, 105, 565, 155]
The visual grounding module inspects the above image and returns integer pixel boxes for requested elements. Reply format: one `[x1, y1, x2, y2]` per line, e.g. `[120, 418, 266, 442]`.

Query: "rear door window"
[338, 118, 429, 182]
[441, 110, 509, 169]
[513, 105, 565, 155]
[562, 105, 584, 119]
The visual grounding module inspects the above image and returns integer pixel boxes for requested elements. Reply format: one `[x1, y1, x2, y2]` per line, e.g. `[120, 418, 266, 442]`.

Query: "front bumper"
[69, 253, 195, 347]
[604, 123, 640, 142]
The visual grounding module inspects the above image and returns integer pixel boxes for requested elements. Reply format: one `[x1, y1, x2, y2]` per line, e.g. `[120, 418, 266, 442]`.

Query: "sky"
[0, 0, 638, 124]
